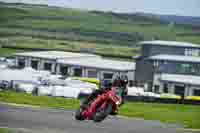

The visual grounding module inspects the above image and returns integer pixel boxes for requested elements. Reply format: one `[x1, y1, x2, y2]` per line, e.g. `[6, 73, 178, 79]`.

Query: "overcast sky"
[1, 0, 200, 16]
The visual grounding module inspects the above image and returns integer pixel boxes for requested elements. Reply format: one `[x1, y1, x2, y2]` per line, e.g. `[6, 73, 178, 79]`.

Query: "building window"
[176, 63, 191, 74]
[103, 73, 113, 79]
[185, 48, 199, 56]
[60, 65, 68, 76]
[146, 82, 153, 92]
[163, 83, 168, 93]
[18, 59, 25, 69]
[174, 63, 200, 75]
[87, 70, 97, 78]
[74, 68, 82, 77]
[154, 85, 160, 93]
[174, 85, 185, 97]
[193, 89, 200, 96]
[44, 62, 52, 71]
[31, 60, 39, 70]
[182, 64, 191, 73]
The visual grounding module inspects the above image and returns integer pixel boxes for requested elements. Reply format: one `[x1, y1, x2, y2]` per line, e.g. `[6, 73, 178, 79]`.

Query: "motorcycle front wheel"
[93, 103, 113, 122]
[75, 107, 85, 120]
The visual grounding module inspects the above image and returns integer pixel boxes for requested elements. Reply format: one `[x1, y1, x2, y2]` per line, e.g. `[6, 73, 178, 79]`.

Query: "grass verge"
[0, 91, 200, 129]
[0, 91, 80, 109]
[0, 48, 25, 57]
[0, 128, 11, 133]
[119, 102, 200, 129]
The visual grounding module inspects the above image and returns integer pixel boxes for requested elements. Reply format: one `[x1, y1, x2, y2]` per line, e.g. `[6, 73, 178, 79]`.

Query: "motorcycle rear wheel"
[93, 103, 113, 122]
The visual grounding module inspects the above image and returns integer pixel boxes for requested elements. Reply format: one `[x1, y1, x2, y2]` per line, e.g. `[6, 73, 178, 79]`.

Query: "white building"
[15, 51, 100, 72]
[135, 40, 200, 96]
[149, 54, 200, 96]
[15, 51, 135, 82]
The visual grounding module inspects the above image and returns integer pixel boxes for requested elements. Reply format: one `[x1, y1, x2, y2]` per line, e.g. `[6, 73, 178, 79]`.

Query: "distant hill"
[157, 15, 200, 26]
[1, 1, 200, 26]
[134, 12, 200, 27]
[0, 2, 200, 59]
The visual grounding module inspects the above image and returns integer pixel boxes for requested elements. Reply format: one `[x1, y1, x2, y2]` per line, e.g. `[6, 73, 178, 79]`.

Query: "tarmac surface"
[0, 103, 195, 133]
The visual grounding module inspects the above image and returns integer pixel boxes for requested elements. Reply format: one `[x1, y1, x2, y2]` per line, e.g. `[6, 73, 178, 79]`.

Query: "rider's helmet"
[120, 75, 128, 85]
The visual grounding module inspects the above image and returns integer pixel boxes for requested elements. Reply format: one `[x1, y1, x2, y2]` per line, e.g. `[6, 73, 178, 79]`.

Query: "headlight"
[116, 101, 120, 105]
[109, 93, 113, 98]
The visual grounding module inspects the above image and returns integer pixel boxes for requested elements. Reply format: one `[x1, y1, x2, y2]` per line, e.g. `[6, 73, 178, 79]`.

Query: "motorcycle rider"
[81, 75, 128, 108]
[81, 81, 112, 109]
[112, 75, 128, 104]
[120, 75, 129, 97]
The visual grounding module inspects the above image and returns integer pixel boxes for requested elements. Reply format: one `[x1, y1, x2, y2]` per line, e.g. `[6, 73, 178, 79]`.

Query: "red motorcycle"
[75, 87, 122, 122]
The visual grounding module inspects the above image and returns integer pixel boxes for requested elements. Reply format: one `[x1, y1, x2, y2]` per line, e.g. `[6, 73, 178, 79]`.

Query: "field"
[0, 91, 200, 129]
[119, 102, 200, 129]
[0, 36, 138, 58]
[0, 48, 25, 57]
[0, 2, 200, 59]
[0, 91, 80, 109]
[0, 128, 11, 133]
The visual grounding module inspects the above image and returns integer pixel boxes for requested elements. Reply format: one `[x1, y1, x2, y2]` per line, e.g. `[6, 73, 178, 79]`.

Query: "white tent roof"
[0, 64, 8, 69]
[58, 58, 135, 71]
[23, 67, 37, 72]
[51, 86, 81, 98]
[65, 78, 98, 90]
[0, 69, 39, 83]
[15, 51, 100, 60]
[0, 67, 50, 84]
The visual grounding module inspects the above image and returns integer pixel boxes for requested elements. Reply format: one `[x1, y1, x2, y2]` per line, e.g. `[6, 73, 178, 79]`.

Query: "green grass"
[0, 91, 200, 129]
[0, 48, 25, 57]
[119, 102, 200, 129]
[0, 128, 12, 133]
[176, 36, 200, 44]
[0, 91, 80, 109]
[0, 36, 139, 58]
[0, 2, 199, 59]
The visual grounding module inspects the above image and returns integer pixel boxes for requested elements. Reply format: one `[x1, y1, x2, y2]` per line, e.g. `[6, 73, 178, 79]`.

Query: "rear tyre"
[75, 107, 85, 121]
[93, 103, 113, 122]
[110, 111, 118, 115]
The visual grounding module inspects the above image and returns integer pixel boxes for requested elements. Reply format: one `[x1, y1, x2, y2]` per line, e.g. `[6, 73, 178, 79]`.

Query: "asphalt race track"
[0, 103, 193, 133]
